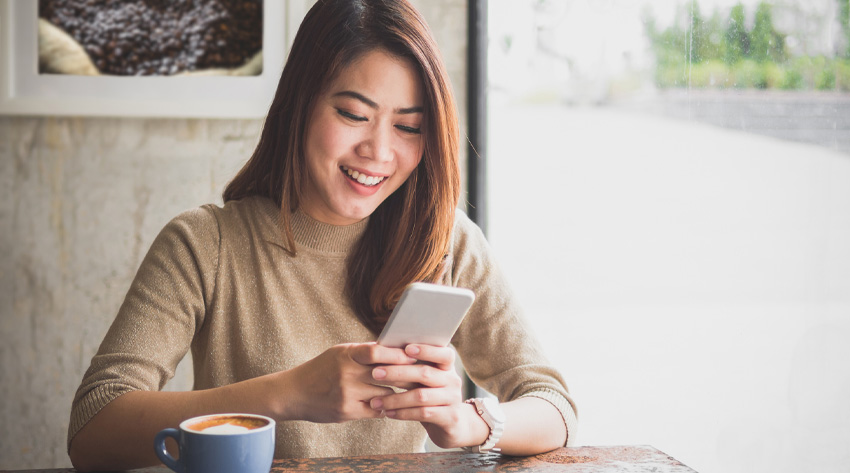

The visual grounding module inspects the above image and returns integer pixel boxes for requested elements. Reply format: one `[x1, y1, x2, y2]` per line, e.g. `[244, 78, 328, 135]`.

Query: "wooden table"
[2, 446, 698, 473]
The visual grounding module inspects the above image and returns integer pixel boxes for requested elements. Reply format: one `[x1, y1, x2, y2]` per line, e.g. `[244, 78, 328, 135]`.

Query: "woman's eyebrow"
[397, 105, 424, 115]
[333, 90, 423, 114]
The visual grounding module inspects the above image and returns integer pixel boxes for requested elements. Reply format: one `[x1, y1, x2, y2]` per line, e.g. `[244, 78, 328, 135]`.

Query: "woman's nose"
[357, 125, 393, 162]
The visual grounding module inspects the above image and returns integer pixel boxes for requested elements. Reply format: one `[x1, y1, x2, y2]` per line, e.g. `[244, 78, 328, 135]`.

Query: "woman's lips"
[340, 165, 387, 186]
[340, 165, 387, 195]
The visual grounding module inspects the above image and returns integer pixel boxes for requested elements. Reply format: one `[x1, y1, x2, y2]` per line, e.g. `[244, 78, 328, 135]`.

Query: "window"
[487, 1, 850, 472]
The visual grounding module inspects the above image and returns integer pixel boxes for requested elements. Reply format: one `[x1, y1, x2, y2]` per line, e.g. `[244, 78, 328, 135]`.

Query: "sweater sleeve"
[67, 206, 220, 451]
[446, 212, 578, 446]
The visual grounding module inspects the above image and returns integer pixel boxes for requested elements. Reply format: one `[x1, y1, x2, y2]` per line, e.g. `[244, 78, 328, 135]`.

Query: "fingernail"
[373, 368, 386, 379]
[406, 345, 420, 356]
[386, 410, 397, 418]
[371, 398, 383, 409]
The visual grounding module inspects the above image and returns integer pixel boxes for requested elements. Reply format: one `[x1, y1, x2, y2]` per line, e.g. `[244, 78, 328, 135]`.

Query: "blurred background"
[2, 0, 849, 472]
[487, 1, 850, 473]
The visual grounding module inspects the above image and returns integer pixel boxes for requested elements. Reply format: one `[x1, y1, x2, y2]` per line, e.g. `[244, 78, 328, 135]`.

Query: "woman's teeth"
[342, 166, 386, 186]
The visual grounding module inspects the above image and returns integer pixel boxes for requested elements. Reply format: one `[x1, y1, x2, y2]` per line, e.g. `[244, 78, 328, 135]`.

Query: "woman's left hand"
[368, 344, 488, 449]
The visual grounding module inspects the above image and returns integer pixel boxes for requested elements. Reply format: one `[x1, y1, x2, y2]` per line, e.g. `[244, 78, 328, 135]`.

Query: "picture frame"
[0, 0, 309, 118]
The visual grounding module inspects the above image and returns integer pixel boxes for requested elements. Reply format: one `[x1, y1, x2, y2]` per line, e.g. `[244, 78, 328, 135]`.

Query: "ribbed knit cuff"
[67, 384, 135, 453]
[517, 388, 578, 446]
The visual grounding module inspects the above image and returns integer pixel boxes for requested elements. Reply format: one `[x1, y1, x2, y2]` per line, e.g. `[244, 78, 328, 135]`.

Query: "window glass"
[487, 1, 850, 472]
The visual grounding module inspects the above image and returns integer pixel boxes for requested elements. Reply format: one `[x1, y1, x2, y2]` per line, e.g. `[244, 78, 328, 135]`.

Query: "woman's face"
[301, 49, 425, 226]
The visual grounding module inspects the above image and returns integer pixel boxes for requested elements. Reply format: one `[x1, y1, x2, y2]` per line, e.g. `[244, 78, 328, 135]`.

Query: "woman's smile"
[340, 165, 388, 188]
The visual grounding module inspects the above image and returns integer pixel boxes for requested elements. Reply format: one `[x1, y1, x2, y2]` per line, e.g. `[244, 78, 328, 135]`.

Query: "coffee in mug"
[155, 413, 275, 473]
[185, 414, 270, 434]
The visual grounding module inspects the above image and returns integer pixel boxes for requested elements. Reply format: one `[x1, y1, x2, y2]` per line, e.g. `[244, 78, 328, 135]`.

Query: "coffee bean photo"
[38, 0, 263, 76]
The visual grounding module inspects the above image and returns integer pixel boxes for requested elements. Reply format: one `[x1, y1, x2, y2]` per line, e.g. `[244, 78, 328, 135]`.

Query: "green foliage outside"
[648, 0, 850, 91]
[724, 4, 748, 65]
[842, 0, 850, 58]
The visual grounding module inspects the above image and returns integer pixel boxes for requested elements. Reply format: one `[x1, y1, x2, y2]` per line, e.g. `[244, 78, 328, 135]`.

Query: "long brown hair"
[224, 0, 461, 334]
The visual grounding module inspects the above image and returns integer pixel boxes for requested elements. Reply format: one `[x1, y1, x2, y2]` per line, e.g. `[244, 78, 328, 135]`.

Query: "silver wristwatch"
[463, 397, 506, 453]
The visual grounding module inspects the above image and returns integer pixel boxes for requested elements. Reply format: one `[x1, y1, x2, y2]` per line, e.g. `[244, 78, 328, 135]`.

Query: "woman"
[68, 0, 577, 470]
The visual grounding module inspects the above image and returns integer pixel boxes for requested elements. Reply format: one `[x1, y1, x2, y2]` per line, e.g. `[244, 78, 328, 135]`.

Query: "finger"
[358, 384, 397, 401]
[341, 384, 399, 420]
[358, 399, 397, 419]
[383, 405, 458, 425]
[370, 366, 421, 391]
[350, 343, 418, 366]
[405, 344, 455, 370]
[369, 387, 459, 412]
[350, 399, 397, 420]
[373, 363, 460, 389]
[332, 354, 401, 398]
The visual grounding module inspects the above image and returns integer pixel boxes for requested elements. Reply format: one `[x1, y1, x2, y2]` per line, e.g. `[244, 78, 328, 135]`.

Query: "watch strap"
[463, 398, 504, 453]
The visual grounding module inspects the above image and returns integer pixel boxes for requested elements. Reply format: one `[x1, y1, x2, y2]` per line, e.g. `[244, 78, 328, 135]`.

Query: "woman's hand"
[367, 344, 488, 449]
[283, 343, 417, 423]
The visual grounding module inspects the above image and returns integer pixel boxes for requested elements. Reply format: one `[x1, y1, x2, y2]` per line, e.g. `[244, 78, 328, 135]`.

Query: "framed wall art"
[0, 0, 309, 118]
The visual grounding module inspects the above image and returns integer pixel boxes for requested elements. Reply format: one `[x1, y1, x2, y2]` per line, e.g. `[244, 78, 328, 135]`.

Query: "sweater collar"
[256, 196, 368, 254]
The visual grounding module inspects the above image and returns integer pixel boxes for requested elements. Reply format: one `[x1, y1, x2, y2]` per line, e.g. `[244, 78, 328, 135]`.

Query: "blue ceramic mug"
[154, 413, 275, 473]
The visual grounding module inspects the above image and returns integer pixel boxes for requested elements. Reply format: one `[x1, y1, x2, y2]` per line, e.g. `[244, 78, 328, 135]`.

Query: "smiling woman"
[222, 0, 461, 333]
[65, 0, 577, 470]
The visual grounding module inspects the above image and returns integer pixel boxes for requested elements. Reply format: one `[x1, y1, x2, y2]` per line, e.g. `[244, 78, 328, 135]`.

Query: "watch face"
[482, 397, 507, 423]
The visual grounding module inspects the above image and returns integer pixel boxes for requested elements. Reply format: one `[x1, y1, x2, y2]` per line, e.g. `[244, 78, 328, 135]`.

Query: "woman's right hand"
[69, 343, 416, 471]
[280, 343, 418, 423]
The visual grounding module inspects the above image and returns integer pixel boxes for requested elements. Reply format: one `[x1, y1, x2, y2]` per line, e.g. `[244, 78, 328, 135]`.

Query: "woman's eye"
[337, 109, 367, 122]
[395, 125, 422, 135]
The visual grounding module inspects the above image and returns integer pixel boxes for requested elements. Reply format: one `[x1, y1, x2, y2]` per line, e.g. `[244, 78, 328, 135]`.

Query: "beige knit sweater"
[68, 196, 577, 457]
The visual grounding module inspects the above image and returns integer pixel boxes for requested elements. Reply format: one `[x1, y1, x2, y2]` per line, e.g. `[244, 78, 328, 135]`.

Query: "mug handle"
[154, 428, 184, 473]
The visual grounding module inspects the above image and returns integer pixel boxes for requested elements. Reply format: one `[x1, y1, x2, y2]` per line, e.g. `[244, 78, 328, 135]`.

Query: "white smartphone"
[376, 282, 475, 348]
